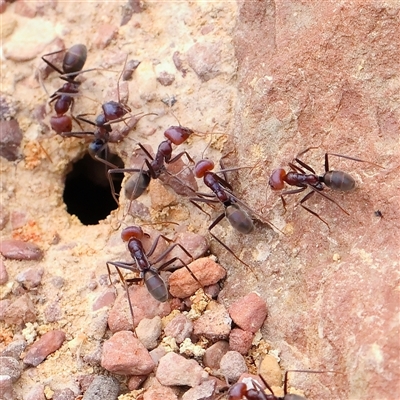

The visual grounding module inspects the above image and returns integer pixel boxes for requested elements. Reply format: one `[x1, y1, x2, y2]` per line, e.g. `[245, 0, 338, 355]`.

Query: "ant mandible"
[106, 225, 200, 326]
[269, 147, 382, 227]
[41, 44, 90, 134]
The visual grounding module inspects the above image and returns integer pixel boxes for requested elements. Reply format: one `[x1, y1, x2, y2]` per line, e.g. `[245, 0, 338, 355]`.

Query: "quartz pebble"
[164, 313, 193, 344]
[228, 292, 267, 333]
[229, 328, 254, 355]
[193, 302, 231, 341]
[0, 259, 9, 284]
[169, 258, 226, 298]
[2, 294, 36, 325]
[156, 352, 208, 387]
[136, 316, 162, 349]
[0, 239, 43, 261]
[101, 330, 155, 375]
[219, 351, 248, 382]
[23, 330, 66, 366]
[203, 340, 229, 370]
[0, 356, 22, 382]
[182, 379, 216, 400]
[82, 375, 119, 400]
[16, 267, 44, 289]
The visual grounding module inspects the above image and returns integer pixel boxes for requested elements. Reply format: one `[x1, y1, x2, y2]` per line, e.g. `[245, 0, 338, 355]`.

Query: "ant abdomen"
[323, 171, 356, 191]
[124, 172, 151, 200]
[62, 44, 87, 76]
[225, 204, 254, 234]
[144, 270, 168, 302]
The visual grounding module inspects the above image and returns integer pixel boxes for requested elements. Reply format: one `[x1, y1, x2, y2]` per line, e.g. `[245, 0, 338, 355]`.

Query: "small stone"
[0, 120, 23, 161]
[50, 276, 65, 288]
[0, 204, 9, 230]
[83, 343, 102, 366]
[0, 356, 22, 382]
[143, 385, 178, 400]
[0, 339, 27, 358]
[16, 267, 44, 289]
[170, 232, 209, 265]
[161, 157, 198, 196]
[149, 345, 167, 365]
[157, 71, 175, 86]
[93, 23, 118, 50]
[108, 285, 171, 331]
[182, 379, 216, 400]
[52, 388, 75, 400]
[127, 375, 147, 391]
[149, 179, 178, 211]
[0, 375, 14, 400]
[87, 309, 109, 340]
[24, 384, 45, 400]
[10, 211, 26, 230]
[122, 60, 141, 81]
[0, 299, 11, 320]
[14, 0, 37, 18]
[164, 313, 193, 344]
[219, 351, 248, 383]
[259, 354, 282, 388]
[202, 340, 229, 370]
[203, 283, 221, 299]
[169, 258, 226, 298]
[193, 302, 231, 341]
[23, 330, 66, 367]
[101, 330, 155, 375]
[82, 375, 119, 400]
[0, 259, 9, 284]
[0, 239, 43, 261]
[228, 292, 267, 333]
[186, 42, 222, 82]
[44, 300, 62, 323]
[156, 352, 208, 387]
[136, 316, 162, 350]
[92, 287, 116, 311]
[229, 328, 254, 355]
[3, 294, 37, 325]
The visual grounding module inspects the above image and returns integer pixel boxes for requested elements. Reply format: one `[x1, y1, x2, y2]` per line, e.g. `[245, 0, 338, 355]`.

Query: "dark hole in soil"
[63, 152, 124, 225]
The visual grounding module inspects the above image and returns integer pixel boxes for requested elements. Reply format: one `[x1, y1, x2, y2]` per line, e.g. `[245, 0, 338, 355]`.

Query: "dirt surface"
[1, 1, 399, 400]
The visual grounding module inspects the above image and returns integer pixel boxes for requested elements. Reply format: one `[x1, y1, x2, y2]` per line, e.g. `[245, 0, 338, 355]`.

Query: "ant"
[107, 125, 196, 205]
[226, 370, 341, 400]
[41, 44, 90, 134]
[269, 147, 382, 227]
[106, 225, 200, 325]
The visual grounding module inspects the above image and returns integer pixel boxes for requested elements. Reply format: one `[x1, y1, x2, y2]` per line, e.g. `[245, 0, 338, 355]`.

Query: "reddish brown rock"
[127, 375, 147, 391]
[156, 352, 208, 387]
[2, 294, 36, 325]
[23, 330, 66, 366]
[92, 287, 116, 311]
[164, 313, 193, 344]
[157, 71, 175, 86]
[182, 379, 216, 400]
[52, 388, 75, 400]
[0, 239, 43, 261]
[202, 340, 229, 370]
[101, 330, 155, 375]
[16, 267, 44, 289]
[186, 42, 222, 82]
[228, 292, 267, 333]
[169, 258, 226, 298]
[193, 302, 231, 341]
[229, 328, 254, 355]
[143, 385, 178, 400]
[93, 23, 118, 49]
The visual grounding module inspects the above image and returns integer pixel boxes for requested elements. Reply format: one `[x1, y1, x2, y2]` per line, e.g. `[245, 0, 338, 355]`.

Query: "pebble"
[92, 287, 116, 311]
[44, 300, 63, 323]
[149, 345, 167, 365]
[0, 119, 23, 161]
[10, 211, 26, 230]
[82, 375, 119, 400]
[219, 351, 248, 382]
[0, 204, 9, 230]
[101, 330, 155, 375]
[23, 330, 66, 367]
[136, 316, 162, 350]
[87, 309, 109, 340]
[259, 354, 282, 387]
[0, 259, 9, 284]
[2, 294, 37, 325]
[202, 340, 229, 370]
[162, 157, 198, 196]
[157, 71, 175, 86]
[156, 352, 208, 387]
[186, 42, 222, 82]
[193, 302, 231, 341]
[228, 292, 267, 333]
[0, 375, 14, 400]
[182, 379, 216, 400]
[0, 339, 27, 358]
[0, 299, 11, 320]
[82, 343, 102, 366]
[149, 179, 178, 211]
[122, 59, 141, 81]
[229, 328, 254, 355]
[108, 285, 171, 331]
[127, 375, 147, 391]
[0, 356, 22, 382]
[0, 239, 43, 261]
[16, 267, 44, 289]
[169, 258, 226, 298]
[143, 385, 178, 400]
[93, 23, 118, 50]
[14, 0, 36, 18]
[52, 388, 76, 400]
[164, 313, 193, 344]
[24, 384, 45, 400]
[170, 233, 209, 265]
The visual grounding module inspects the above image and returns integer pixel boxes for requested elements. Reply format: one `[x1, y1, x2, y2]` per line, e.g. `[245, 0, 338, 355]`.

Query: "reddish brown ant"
[269, 148, 382, 227]
[106, 225, 200, 325]
[41, 44, 90, 134]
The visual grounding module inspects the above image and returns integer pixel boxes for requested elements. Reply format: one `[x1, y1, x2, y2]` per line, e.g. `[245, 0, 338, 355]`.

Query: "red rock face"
[218, 1, 400, 399]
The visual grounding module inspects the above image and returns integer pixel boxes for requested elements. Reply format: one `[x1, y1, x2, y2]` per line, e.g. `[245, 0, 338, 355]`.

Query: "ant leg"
[307, 185, 350, 215]
[190, 196, 220, 218]
[299, 191, 330, 229]
[325, 153, 384, 171]
[295, 146, 319, 160]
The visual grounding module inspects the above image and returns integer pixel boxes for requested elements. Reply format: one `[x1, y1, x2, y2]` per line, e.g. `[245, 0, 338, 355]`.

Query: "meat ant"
[226, 370, 342, 400]
[269, 147, 382, 227]
[41, 44, 91, 134]
[107, 124, 197, 205]
[106, 225, 200, 326]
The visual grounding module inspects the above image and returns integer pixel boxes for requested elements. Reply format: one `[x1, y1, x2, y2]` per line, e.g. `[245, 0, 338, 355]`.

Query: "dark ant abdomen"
[323, 171, 356, 191]
[143, 270, 168, 302]
[225, 204, 254, 234]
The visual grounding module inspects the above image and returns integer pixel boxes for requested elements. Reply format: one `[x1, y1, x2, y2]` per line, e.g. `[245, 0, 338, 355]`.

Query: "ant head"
[88, 139, 107, 158]
[194, 159, 215, 178]
[164, 126, 193, 145]
[102, 100, 131, 122]
[227, 382, 248, 399]
[269, 168, 286, 190]
[121, 226, 144, 242]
